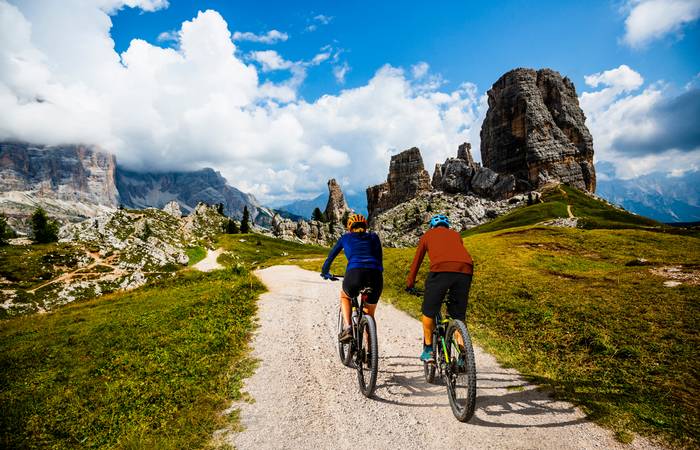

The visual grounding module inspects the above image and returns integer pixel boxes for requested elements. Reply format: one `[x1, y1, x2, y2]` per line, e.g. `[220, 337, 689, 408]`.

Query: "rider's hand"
[405, 286, 416, 295]
[320, 272, 333, 280]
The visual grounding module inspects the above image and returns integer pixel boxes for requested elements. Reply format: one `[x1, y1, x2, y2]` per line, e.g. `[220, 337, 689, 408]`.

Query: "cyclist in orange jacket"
[406, 214, 473, 362]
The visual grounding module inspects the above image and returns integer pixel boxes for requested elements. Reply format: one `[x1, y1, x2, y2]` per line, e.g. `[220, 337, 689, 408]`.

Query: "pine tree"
[226, 219, 239, 234]
[240, 206, 250, 233]
[31, 207, 59, 244]
[341, 210, 350, 229]
[0, 214, 12, 246]
[216, 203, 225, 215]
[312, 207, 324, 222]
[426, 202, 433, 212]
[329, 220, 335, 234]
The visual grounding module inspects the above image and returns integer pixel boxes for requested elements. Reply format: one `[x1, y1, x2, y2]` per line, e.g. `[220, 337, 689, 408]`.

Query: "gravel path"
[192, 248, 223, 272]
[227, 265, 661, 450]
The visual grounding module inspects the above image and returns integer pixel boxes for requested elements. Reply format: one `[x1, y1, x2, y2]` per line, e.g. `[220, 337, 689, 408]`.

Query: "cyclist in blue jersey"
[321, 214, 384, 343]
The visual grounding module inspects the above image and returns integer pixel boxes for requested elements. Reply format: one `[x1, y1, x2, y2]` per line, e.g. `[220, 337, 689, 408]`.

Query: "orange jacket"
[406, 227, 473, 287]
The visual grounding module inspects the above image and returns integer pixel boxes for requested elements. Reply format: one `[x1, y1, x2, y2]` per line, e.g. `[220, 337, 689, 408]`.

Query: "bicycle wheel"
[444, 319, 477, 422]
[355, 315, 379, 397]
[423, 338, 436, 383]
[337, 307, 352, 367]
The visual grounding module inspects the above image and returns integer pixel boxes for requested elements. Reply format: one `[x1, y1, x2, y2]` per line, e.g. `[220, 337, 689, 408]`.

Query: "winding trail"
[192, 248, 223, 272]
[227, 265, 661, 450]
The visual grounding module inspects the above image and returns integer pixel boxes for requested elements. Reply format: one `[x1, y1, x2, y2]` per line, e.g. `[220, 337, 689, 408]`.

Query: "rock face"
[0, 142, 119, 232]
[367, 148, 432, 220]
[480, 68, 595, 192]
[323, 178, 351, 224]
[115, 167, 273, 226]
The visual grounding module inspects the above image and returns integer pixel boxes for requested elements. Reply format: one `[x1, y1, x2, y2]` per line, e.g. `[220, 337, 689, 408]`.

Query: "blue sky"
[110, 0, 699, 100]
[1, 0, 699, 203]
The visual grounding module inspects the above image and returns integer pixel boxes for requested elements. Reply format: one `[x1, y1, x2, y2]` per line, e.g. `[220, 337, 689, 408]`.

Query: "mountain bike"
[324, 275, 379, 398]
[408, 288, 477, 422]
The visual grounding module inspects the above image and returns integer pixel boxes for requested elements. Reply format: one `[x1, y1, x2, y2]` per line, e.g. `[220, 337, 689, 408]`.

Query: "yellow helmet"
[346, 214, 368, 231]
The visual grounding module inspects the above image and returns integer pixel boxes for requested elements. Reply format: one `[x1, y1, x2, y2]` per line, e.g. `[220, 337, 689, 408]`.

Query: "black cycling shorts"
[422, 272, 472, 320]
[342, 268, 383, 304]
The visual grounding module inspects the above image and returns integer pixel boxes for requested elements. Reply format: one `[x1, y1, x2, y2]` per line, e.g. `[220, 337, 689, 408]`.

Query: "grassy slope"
[464, 185, 660, 236]
[0, 234, 327, 449]
[299, 190, 700, 447]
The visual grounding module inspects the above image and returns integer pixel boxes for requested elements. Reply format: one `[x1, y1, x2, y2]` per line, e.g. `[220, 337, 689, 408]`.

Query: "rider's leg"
[446, 274, 472, 347]
[422, 315, 435, 345]
[363, 303, 378, 318]
[340, 290, 352, 328]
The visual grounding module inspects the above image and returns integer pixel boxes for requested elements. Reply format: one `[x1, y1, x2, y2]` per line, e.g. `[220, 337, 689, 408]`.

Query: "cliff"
[480, 68, 596, 191]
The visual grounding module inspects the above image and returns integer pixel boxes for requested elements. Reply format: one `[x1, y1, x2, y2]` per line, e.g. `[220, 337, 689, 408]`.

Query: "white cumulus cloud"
[622, 0, 700, 48]
[0, 1, 486, 204]
[581, 64, 700, 179]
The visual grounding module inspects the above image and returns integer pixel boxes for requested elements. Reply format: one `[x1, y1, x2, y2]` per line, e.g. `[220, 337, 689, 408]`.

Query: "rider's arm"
[372, 233, 383, 267]
[321, 235, 344, 274]
[406, 235, 427, 288]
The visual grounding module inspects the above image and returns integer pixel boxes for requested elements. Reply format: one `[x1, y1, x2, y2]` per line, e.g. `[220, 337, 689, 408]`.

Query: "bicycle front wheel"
[337, 307, 352, 367]
[355, 315, 379, 397]
[444, 319, 476, 422]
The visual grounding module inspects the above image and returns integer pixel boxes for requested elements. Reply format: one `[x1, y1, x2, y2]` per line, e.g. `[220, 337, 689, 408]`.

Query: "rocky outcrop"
[270, 213, 342, 245]
[116, 167, 274, 226]
[480, 68, 595, 192]
[371, 191, 528, 247]
[430, 143, 518, 200]
[323, 178, 351, 224]
[367, 148, 432, 220]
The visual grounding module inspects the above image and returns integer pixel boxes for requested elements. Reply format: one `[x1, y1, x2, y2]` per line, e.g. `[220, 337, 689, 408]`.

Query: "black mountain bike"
[409, 288, 477, 422]
[326, 275, 379, 398]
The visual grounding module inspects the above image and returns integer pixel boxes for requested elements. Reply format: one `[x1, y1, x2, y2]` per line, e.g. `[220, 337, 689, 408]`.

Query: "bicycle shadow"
[371, 357, 589, 429]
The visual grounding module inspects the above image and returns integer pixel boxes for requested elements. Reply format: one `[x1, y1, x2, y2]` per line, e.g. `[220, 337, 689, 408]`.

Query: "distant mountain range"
[0, 142, 274, 232]
[596, 170, 700, 223]
[276, 191, 367, 219]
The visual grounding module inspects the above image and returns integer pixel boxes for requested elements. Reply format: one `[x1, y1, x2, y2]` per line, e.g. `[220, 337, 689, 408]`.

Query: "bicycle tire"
[424, 338, 436, 383]
[444, 319, 477, 422]
[337, 307, 352, 367]
[355, 315, 379, 397]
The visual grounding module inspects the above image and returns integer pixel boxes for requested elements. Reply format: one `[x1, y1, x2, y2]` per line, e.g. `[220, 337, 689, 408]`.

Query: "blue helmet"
[429, 214, 450, 228]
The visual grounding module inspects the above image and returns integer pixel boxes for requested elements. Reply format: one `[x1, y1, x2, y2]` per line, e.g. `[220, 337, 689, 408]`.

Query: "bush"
[31, 207, 59, 244]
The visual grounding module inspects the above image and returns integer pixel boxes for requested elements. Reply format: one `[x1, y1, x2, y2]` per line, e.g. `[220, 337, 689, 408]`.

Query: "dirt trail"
[567, 204, 574, 218]
[193, 248, 223, 272]
[227, 265, 661, 450]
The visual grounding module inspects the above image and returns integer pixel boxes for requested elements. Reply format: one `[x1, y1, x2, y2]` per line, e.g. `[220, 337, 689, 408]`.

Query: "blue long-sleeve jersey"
[322, 231, 383, 274]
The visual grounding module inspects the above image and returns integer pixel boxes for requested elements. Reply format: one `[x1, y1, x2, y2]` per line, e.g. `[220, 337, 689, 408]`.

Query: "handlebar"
[320, 273, 343, 281]
[405, 287, 424, 296]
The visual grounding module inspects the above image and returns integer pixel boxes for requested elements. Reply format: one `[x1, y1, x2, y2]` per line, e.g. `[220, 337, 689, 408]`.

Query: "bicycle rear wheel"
[337, 307, 352, 367]
[423, 338, 436, 383]
[444, 319, 476, 422]
[355, 315, 379, 397]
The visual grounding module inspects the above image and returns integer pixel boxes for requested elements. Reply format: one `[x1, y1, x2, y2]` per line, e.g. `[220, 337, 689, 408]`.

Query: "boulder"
[480, 68, 596, 192]
[162, 201, 182, 218]
[366, 147, 432, 220]
[470, 167, 500, 198]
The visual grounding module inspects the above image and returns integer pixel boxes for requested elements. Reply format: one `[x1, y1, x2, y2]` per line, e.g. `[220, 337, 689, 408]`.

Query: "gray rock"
[471, 167, 500, 198]
[366, 147, 432, 221]
[162, 200, 182, 218]
[480, 68, 595, 192]
[323, 179, 351, 224]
